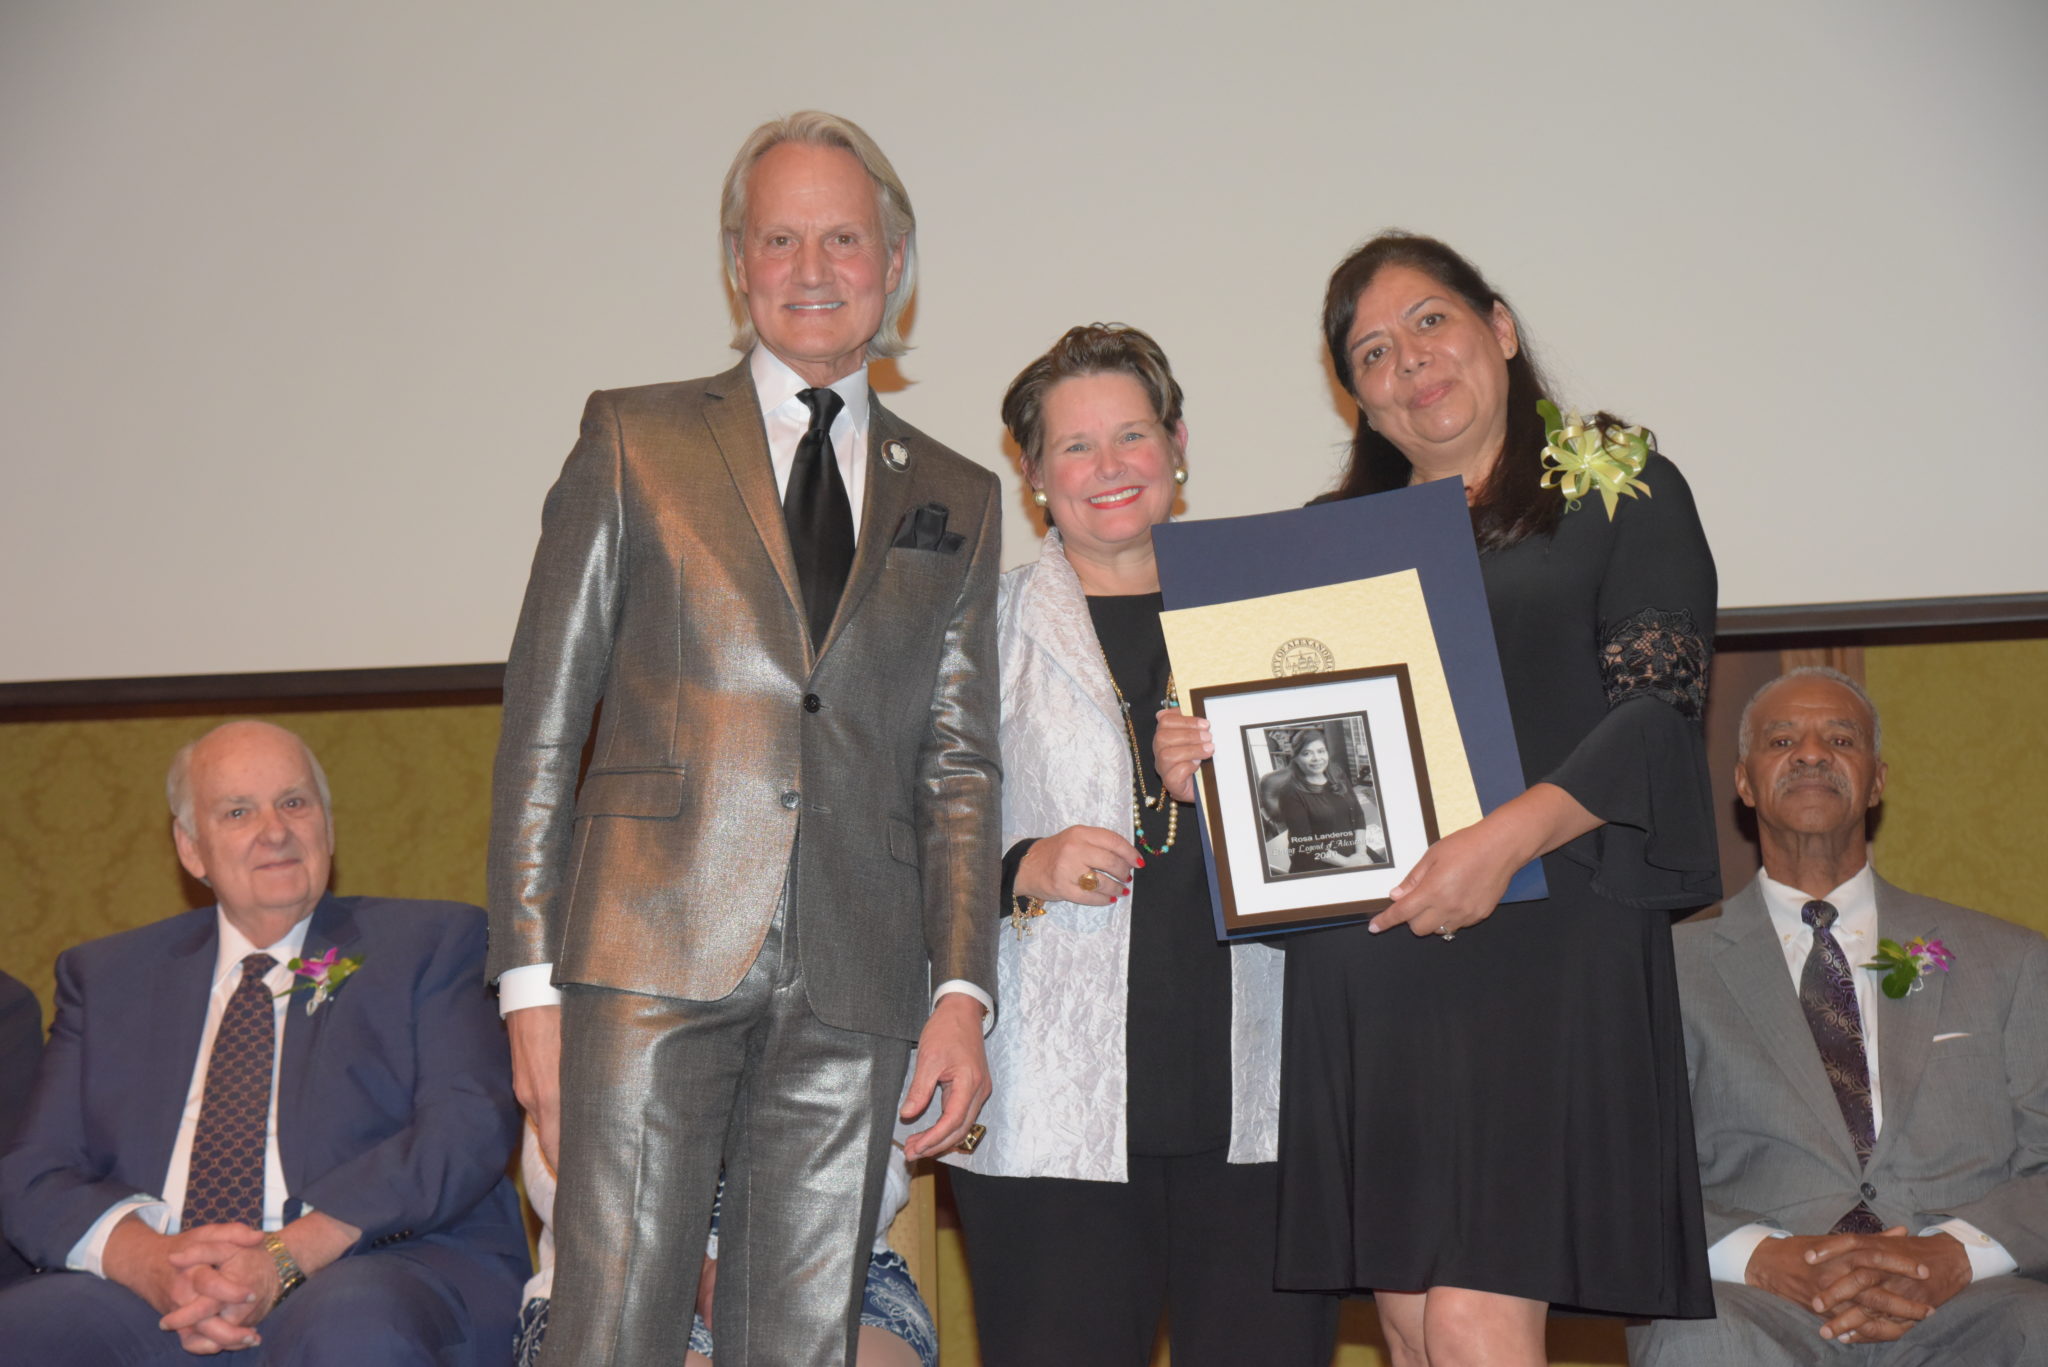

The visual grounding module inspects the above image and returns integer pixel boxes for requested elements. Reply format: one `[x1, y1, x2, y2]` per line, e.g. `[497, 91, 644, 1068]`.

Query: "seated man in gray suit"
[1630, 667, 2047, 1364]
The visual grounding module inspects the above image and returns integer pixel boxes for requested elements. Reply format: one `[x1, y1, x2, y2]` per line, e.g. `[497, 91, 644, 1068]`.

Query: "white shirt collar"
[1759, 861, 1878, 948]
[747, 346, 873, 541]
[748, 346, 870, 430]
[212, 908, 314, 992]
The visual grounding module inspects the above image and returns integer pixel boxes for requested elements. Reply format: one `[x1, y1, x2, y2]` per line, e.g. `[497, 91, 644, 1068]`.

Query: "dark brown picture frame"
[1190, 663, 1440, 935]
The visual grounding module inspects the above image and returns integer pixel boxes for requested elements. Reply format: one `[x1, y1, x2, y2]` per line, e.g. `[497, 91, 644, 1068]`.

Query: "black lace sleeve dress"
[1273, 453, 1720, 1318]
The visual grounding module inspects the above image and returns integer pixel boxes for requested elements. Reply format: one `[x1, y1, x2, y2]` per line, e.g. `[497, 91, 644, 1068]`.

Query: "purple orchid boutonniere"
[274, 947, 364, 1016]
[1861, 935, 1954, 1000]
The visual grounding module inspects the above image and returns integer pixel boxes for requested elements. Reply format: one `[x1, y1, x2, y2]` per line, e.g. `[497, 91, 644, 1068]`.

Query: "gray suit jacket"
[1674, 873, 2048, 1276]
[487, 361, 1002, 1041]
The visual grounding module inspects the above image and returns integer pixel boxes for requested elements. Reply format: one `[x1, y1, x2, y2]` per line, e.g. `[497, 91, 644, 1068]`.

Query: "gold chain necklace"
[1102, 654, 1178, 857]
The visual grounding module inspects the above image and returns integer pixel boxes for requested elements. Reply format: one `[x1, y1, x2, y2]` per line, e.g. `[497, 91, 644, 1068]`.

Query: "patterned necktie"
[784, 386, 853, 649]
[182, 953, 277, 1229]
[1799, 900, 1885, 1234]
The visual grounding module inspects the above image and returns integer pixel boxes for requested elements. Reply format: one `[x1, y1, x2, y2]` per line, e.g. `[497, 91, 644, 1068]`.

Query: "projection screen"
[2, 0, 2043, 685]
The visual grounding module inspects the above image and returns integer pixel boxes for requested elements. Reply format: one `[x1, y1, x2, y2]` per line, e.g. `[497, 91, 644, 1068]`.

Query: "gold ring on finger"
[1078, 869, 1100, 892]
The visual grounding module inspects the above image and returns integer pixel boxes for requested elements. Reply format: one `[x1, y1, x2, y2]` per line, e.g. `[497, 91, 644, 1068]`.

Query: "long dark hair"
[1321, 232, 1581, 552]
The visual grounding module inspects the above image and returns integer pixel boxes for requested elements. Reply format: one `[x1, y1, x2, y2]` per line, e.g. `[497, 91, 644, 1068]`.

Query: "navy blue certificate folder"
[1154, 479, 1547, 937]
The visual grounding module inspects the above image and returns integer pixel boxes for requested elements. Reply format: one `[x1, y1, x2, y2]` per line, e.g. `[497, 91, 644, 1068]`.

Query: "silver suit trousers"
[543, 893, 911, 1367]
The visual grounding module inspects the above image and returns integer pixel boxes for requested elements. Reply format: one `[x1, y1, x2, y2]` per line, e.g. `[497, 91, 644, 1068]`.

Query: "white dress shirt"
[68, 912, 311, 1275]
[750, 343, 871, 537]
[1706, 864, 2015, 1283]
[499, 346, 992, 1026]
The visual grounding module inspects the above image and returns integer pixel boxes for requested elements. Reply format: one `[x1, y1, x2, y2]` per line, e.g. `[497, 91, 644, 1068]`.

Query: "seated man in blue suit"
[0, 720, 526, 1364]
[1630, 668, 2048, 1365]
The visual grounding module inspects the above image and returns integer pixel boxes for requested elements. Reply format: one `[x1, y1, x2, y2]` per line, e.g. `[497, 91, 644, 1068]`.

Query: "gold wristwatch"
[261, 1231, 307, 1304]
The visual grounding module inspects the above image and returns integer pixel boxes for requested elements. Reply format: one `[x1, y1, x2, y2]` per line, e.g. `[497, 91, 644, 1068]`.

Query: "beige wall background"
[4, 634, 2043, 1363]
[5, 1, 2046, 685]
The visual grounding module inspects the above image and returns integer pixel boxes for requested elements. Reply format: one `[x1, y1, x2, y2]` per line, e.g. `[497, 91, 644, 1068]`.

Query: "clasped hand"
[105, 1218, 276, 1355]
[1746, 1227, 1972, 1345]
[161, 1230, 288, 1354]
[107, 1208, 359, 1354]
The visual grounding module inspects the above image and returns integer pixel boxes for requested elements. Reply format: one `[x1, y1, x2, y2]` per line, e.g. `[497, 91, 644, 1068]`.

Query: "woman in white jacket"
[943, 325, 1337, 1366]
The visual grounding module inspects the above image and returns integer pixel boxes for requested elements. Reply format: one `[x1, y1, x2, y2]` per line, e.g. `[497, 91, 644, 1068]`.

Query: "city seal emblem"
[1271, 637, 1336, 677]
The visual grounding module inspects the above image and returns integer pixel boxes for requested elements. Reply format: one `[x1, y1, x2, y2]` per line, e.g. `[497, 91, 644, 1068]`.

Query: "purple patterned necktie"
[1799, 901, 1885, 1234]
[182, 953, 277, 1229]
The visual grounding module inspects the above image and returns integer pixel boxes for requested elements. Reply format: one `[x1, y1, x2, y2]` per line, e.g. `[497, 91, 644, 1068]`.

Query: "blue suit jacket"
[0, 895, 526, 1342]
[0, 970, 42, 1288]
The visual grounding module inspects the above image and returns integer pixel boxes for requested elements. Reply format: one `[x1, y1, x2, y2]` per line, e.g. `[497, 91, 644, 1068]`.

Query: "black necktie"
[784, 386, 853, 649]
[1799, 900, 1885, 1234]
[183, 953, 277, 1229]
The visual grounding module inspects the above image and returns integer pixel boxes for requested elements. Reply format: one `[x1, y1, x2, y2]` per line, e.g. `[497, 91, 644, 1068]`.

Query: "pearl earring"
[1032, 489, 1048, 507]
[1173, 468, 1188, 486]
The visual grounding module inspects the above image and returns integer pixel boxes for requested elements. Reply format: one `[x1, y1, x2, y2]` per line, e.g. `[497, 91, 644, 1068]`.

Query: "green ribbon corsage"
[1538, 398, 1654, 520]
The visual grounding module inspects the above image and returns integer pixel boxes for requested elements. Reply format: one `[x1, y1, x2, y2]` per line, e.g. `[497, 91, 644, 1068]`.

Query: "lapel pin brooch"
[883, 440, 910, 471]
[275, 947, 364, 1016]
[1861, 936, 1953, 999]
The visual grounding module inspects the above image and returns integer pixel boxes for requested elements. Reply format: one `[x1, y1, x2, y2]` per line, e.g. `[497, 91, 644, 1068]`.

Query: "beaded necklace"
[1102, 652, 1180, 857]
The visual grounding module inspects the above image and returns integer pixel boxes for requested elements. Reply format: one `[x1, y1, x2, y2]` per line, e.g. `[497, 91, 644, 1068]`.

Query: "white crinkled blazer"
[943, 531, 1286, 1183]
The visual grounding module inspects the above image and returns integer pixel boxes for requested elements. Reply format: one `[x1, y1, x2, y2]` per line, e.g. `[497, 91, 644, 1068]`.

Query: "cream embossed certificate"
[1152, 481, 1540, 936]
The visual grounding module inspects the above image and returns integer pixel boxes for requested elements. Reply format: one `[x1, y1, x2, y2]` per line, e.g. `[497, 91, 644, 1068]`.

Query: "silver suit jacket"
[1675, 873, 2048, 1275]
[487, 361, 1002, 1041]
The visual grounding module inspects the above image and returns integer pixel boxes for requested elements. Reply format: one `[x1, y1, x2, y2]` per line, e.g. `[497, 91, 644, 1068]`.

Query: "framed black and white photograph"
[1191, 664, 1439, 934]
[1243, 712, 1393, 882]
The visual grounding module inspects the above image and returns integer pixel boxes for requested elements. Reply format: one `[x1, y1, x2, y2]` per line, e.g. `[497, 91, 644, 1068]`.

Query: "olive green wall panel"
[1, 705, 500, 1019]
[1864, 638, 2048, 936]
[1, 634, 2039, 1367]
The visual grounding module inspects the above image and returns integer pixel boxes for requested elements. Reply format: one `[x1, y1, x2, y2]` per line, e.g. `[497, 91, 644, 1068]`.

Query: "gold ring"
[958, 1123, 987, 1154]
[1078, 869, 1100, 892]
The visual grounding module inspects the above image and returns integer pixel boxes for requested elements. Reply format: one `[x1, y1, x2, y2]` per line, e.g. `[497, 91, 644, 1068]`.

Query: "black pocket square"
[892, 502, 964, 553]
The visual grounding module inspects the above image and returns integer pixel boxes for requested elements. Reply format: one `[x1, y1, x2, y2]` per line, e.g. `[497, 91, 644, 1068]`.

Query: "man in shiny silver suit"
[487, 111, 1000, 1367]
[1629, 668, 2048, 1365]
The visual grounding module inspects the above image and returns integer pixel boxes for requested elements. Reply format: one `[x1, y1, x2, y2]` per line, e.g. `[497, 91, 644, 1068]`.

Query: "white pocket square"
[1932, 1032, 1971, 1042]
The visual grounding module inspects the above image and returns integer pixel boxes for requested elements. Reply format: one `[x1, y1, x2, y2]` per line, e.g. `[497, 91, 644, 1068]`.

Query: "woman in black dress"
[1263, 727, 1386, 875]
[1160, 234, 1720, 1366]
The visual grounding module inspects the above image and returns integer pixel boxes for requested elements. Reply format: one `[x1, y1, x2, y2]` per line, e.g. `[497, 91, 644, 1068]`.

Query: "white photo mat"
[1193, 665, 1438, 931]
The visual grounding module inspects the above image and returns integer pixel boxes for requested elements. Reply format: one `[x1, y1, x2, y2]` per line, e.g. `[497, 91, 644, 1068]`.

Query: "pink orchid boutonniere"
[1861, 935, 1954, 1000]
[274, 947, 364, 1016]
